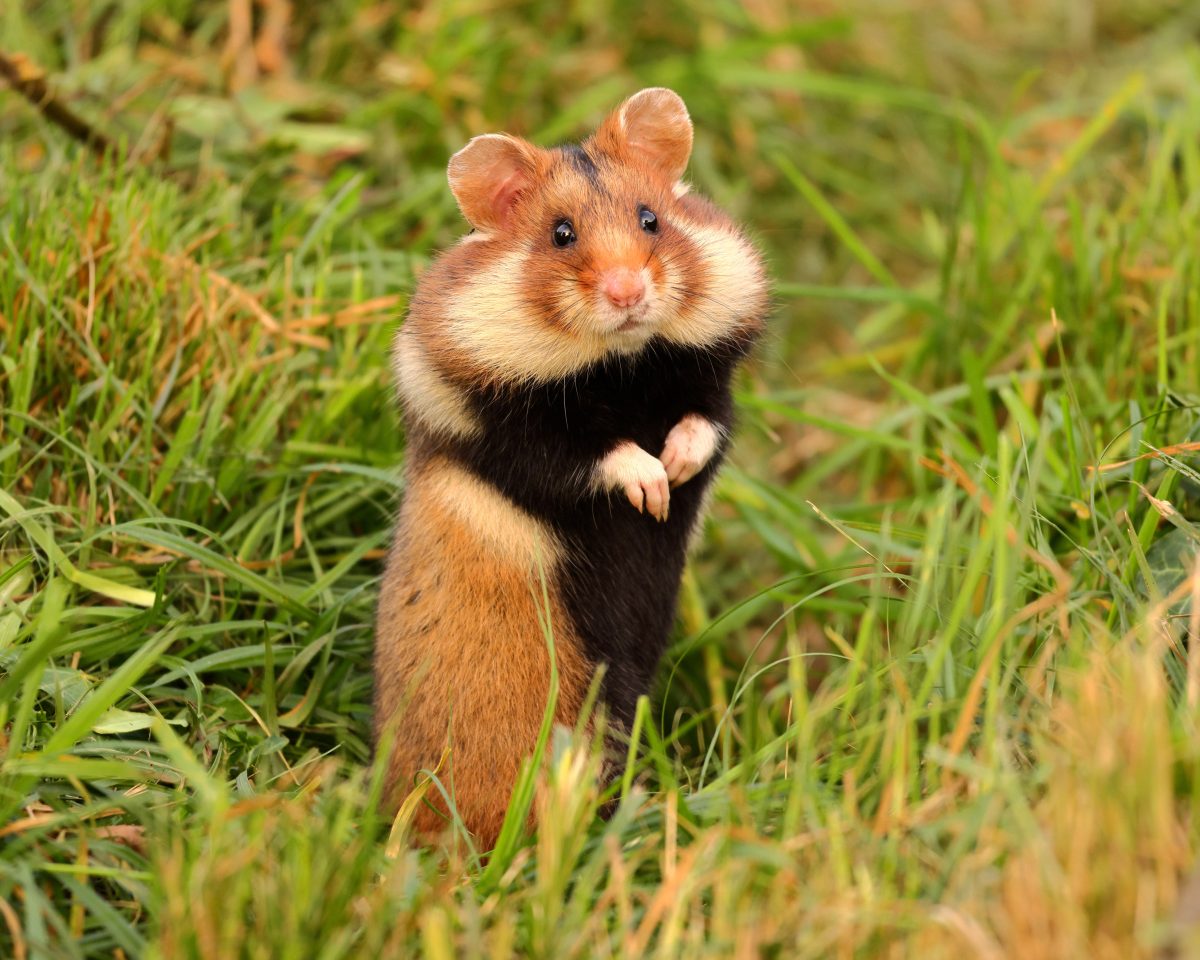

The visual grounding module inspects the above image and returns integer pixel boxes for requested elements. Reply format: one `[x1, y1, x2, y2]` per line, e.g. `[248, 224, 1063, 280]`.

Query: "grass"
[3, 0, 1200, 956]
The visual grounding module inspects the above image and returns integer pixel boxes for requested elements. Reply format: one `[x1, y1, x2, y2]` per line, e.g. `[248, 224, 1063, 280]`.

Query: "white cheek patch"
[446, 250, 613, 384]
[392, 327, 480, 438]
[637, 268, 659, 327]
[659, 221, 767, 348]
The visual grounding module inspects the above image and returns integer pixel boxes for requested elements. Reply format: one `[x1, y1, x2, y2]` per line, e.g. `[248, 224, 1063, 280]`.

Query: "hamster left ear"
[596, 88, 693, 183]
[448, 133, 542, 232]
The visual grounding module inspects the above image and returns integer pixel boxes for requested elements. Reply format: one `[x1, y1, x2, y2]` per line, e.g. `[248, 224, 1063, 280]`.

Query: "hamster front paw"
[659, 415, 721, 488]
[598, 441, 670, 521]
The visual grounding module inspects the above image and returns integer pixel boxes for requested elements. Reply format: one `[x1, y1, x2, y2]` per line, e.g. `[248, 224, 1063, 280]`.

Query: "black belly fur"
[437, 334, 753, 726]
[553, 466, 716, 724]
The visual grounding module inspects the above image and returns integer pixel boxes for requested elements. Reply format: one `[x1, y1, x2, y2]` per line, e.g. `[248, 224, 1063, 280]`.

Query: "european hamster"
[374, 88, 768, 848]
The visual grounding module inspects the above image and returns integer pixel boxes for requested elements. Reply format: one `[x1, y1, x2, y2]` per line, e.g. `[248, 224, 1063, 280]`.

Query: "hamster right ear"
[595, 88, 693, 183]
[447, 134, 541, 232]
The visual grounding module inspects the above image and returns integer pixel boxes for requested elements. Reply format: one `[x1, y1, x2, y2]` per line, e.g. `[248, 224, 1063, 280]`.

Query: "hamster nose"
[600, 268, 646, 308]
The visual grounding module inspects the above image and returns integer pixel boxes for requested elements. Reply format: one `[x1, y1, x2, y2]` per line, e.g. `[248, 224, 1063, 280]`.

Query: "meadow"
[3, 1, 1200, 956]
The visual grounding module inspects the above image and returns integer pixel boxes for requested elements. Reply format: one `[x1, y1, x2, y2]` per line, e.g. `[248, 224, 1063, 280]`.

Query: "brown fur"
[373, 452, 590, 846]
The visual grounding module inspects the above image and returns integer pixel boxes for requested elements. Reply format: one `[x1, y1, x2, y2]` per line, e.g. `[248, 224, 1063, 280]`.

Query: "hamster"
[373, 88, 768, 848]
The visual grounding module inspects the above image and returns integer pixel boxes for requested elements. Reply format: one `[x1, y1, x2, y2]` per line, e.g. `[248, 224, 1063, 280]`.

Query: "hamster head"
[437, 88, 766, 384]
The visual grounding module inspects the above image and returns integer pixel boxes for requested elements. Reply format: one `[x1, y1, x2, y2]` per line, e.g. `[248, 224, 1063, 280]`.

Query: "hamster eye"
[553, 220, 577, 247]
[639, 207, 658, 233]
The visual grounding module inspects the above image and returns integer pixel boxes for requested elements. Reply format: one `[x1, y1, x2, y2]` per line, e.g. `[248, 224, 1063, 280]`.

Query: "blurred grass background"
[4, 0, 1200, 957]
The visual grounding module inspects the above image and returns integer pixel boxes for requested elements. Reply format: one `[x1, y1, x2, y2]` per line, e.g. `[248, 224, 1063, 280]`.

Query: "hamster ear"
[596, 88, 693, 182]
[447, 134, 541, 231]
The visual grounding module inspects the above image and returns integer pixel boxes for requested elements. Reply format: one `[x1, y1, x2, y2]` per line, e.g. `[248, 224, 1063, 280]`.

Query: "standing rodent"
[374, 88, 768, 848]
